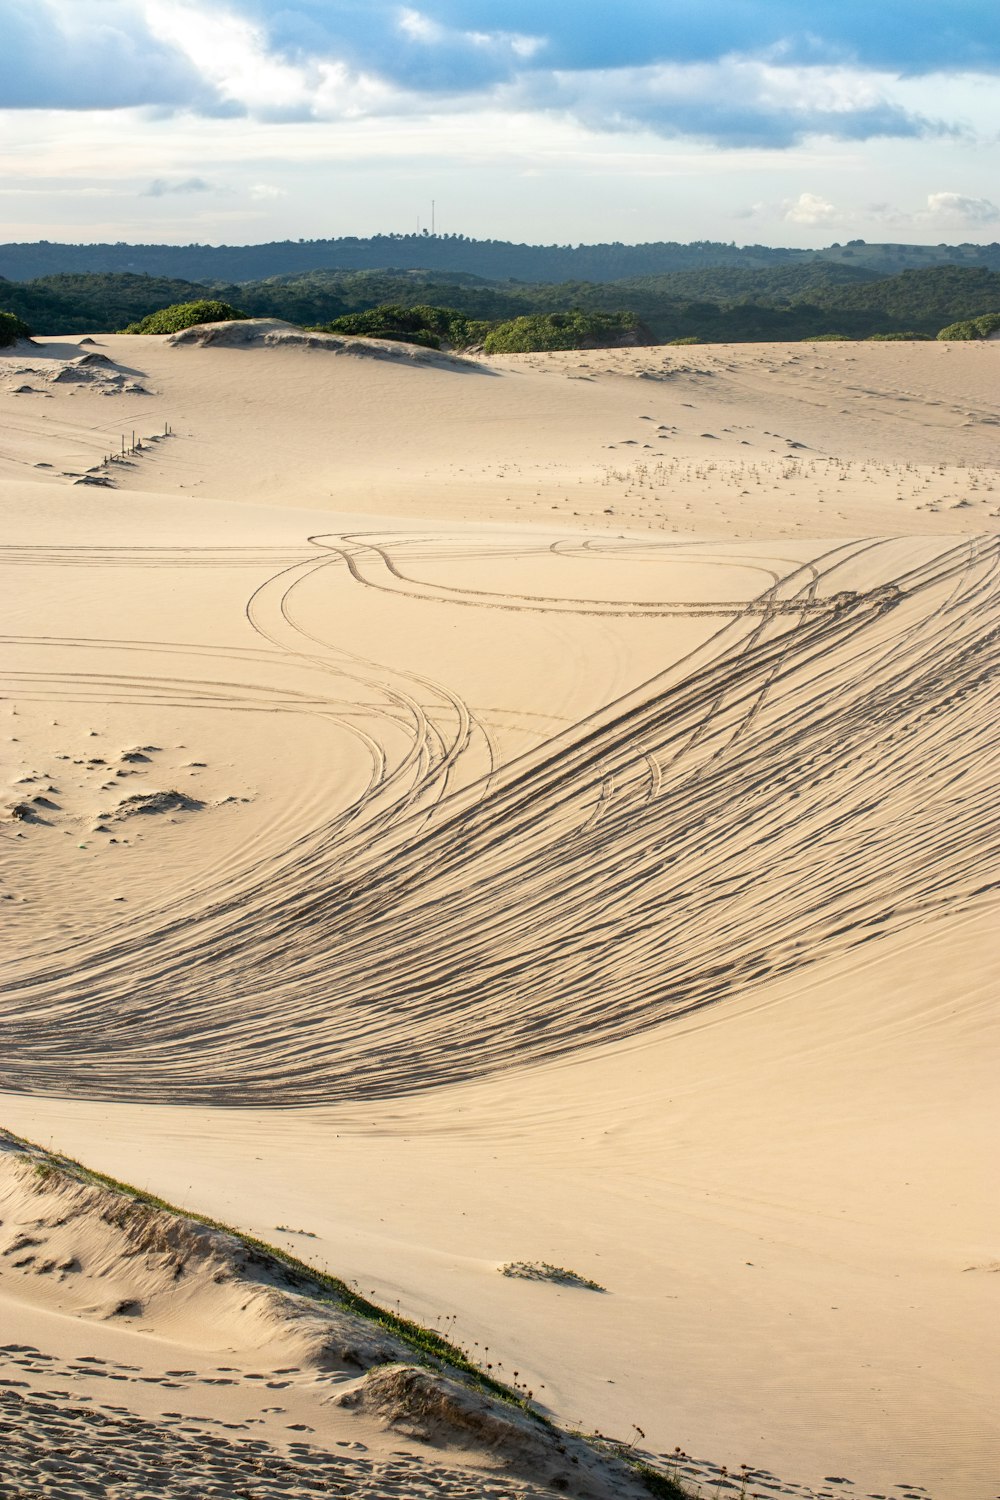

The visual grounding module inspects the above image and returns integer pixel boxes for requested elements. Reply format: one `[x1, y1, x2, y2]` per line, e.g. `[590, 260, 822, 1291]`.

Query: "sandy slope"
[2, 329, 999, 535]
[1, 329, 998, 1499]
[0, 1128, 655, 1500]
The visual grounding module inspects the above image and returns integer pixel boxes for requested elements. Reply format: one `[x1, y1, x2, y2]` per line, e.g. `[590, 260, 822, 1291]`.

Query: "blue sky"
[0, 0, 997, 246]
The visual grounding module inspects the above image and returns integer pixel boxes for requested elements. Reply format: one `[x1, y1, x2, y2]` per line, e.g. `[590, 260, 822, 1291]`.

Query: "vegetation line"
[3, 260, 1000, 345]
[4, 1124, 694, 1495]
[3, 1125, 538, 1416]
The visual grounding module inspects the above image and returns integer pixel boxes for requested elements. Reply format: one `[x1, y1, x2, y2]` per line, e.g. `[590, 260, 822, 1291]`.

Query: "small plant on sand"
[500, 1260, 606, 1291]
[630, 1463, 688, 1499]
[588, 1431, 687, 1499]
[0, 310, 32, 346]
[122, 299, 246, 334]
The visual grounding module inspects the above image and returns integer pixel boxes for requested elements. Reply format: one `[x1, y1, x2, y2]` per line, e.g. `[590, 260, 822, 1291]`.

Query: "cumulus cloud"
[248, 182, 287, 200]
[924, 191, 1000, 224]
[140, 0, 402, 121]
[738, 192, 838, 225]
[782, 192, 837, 224]
[142, 175, 214, 196]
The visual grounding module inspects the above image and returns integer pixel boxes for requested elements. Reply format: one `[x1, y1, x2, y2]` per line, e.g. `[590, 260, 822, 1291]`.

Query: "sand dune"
[1, 331, 997, 1498]
[167, 316, 484, 367]
[2, 333, 998, 534]
[0, 1129, 645, 1498]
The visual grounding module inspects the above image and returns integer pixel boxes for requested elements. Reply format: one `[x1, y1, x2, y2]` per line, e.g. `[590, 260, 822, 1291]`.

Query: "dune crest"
[165, 317, 483, 368]
[0, 1130, 655, 1499]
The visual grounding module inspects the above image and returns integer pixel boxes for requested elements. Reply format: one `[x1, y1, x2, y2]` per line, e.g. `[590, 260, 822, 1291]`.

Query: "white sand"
[1, 328, 997, 1499]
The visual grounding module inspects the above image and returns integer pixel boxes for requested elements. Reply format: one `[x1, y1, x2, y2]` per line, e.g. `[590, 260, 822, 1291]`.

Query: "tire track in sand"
[1, 534, 996, 1104]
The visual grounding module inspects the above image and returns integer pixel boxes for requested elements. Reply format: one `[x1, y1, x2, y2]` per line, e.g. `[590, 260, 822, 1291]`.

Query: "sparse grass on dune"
[16, 1129, 535, 1412]
[3, 1128, 689, 1498]
[501, 1261, 606, 1291]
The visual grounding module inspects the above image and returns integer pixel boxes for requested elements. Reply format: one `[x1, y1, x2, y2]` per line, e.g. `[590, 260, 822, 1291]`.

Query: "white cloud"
[0, 2, 955, 149]
[0, 0, 216, 110]
[507, 34, 545, 61]
[142, 0, 314, 114]
[923, 191, 999, 224]
[782, 191, 837, 223]
[248, 182, 286, 200]
[737, 189, 838, 225]
[396, 8, 441, 44]
[140, 0, 407, 120]
[396, 8, 543, 60]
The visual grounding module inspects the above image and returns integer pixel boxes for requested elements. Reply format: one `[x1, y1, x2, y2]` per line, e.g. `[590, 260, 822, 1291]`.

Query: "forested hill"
[1, 234, 999, 285]
[239, 264, 1000, 339]
[4, 263, 1000, 342]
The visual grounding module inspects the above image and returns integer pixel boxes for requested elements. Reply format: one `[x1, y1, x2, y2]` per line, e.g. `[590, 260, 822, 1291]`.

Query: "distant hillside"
[597, 264, 1000, 339]
[5, 264, 1000, 342]
[0, 272, 214, 334]
[1, 234, 999, 285]
[806, 266, 1000, 327]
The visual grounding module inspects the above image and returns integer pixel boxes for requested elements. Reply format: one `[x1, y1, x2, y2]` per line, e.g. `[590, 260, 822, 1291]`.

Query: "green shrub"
[802, 332, 854, 340]
[325, 304, 647, 353]
[482, 310, 642, 354]
[322, 303, 442, 347]
[866, 331, 933, 340]
[320, 302, 493, 350]
[122, 299, 246, 334]
[0, 309, 32, 346]
[937, 311, 1000, 340]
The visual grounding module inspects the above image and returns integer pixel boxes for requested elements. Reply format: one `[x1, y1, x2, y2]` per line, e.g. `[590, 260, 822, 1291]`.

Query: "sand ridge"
[0, 1129, 653, 1499]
